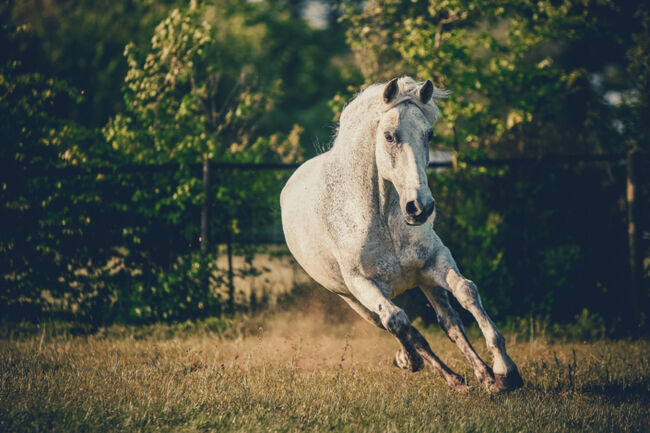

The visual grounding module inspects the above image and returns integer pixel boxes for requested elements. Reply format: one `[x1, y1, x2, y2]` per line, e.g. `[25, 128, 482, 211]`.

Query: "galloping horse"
[280, 77, 523, 392]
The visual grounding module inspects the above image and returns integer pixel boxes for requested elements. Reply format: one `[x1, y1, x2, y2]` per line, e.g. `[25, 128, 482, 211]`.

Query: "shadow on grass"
[580, 380, 650, 403]
[527, 379, 650, 404]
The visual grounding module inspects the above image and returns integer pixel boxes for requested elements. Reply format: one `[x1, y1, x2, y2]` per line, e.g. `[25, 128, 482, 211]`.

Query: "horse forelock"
[336, 77, 448, 142]
[384, 77, 448, 124]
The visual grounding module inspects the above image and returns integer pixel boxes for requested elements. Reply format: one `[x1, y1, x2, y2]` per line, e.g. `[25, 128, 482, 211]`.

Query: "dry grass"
[1, 292, 648, 432]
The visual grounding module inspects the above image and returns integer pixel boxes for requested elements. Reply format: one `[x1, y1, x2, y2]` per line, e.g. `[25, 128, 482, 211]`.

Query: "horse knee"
[454, 281, 504, 349]
[381, 309, 410, 338]
[455, 279, 482, 308]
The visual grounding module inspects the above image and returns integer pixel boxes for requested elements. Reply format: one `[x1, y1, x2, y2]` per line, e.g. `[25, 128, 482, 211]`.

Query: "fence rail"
[10, 152, 650, 179]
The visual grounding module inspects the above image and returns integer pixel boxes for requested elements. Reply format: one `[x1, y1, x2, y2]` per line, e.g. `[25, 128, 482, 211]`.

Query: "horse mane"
[332, 77, 449, 150]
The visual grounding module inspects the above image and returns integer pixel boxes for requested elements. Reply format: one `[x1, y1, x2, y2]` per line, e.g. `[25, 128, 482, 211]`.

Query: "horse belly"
[287, 233, 346, 293]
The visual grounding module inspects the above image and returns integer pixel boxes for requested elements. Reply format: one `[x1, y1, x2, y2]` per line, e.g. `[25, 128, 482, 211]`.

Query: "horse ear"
[418, 80, 434, 104]
[383, 78, 399, 104]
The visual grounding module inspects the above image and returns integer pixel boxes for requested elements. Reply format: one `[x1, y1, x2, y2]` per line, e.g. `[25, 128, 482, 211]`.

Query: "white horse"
[280, 77, 522, 392]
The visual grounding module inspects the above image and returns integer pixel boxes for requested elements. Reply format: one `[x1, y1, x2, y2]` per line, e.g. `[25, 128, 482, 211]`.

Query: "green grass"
[1, 310, 648, 432]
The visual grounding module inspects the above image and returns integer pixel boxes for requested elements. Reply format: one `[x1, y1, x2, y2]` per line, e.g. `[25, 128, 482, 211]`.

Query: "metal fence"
[2, 150, 647, 326]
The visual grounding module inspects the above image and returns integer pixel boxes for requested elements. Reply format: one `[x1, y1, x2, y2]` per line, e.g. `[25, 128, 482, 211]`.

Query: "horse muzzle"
[404, 197, 435, 225]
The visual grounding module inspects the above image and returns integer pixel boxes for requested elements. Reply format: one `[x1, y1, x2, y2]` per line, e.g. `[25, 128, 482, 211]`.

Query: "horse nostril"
[406, 200, 422, 216]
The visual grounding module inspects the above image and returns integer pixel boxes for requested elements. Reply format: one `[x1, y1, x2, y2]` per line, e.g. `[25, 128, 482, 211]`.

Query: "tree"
[6, 0, 183, 127]
[1, 0, 356, 323]
[340, 0, 642, 158]
[0, 20, 103, 320]
[104, 2, 303, 319]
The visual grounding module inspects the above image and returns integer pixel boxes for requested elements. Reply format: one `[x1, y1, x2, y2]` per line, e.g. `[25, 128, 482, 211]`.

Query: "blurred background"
[1, 0, 648, 336]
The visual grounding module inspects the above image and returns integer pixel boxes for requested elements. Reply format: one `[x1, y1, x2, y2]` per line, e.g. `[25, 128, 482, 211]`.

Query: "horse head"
[375, 77, 438, 226]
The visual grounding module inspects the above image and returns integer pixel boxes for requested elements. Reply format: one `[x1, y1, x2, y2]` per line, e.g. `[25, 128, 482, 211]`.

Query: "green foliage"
[566, 308, 608, 341]
[498, 310, 608, 342]
[0, 23, 91, 169]
[1, 2, 310, 324]
[340, 0, 644, 157]
[105, 5, 280, 164]
[6, 0, 183, 127]
[0, 21, 106, 319]
[623, 5, 650, 151]
[100, 3, 307, 322]
[425, 163, 631, 324]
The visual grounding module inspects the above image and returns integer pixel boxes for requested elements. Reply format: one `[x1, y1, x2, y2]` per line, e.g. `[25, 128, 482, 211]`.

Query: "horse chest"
[384, 224, 435, 296]
[394, 244, 429, 295]
[358, 240, 426, 298]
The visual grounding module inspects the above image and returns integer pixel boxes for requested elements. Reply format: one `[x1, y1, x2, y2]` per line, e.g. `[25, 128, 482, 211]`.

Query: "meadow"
[1, 289, 648, 433]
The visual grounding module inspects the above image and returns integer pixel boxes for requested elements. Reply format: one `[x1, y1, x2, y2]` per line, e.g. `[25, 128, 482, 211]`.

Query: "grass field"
[1, 293, 648, 432]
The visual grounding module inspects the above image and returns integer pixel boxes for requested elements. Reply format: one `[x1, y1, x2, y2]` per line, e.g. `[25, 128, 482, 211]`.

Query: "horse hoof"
[494, 369, 524, 392]
[479, 375, 496, 391]
[475, 367, 496, 391]
[447, 375, 471, 393]
[393, 348, 424, 372]
[452, 383, 472, 393]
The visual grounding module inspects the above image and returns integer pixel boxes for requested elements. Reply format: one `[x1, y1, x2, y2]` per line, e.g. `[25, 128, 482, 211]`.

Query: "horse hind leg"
[342, 276, 470, 392]
[339, 295, 424, 372]
[421, 286, 497, 390]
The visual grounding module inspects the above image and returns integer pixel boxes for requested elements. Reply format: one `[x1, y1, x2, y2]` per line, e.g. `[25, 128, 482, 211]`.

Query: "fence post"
[200, 159, 210, 252]
[227, 231, 235, 314]
[199, 158, 212, 316]
[627, 148, 641, 332]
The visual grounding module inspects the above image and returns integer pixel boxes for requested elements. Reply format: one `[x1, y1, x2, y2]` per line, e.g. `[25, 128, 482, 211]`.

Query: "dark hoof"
[494, 368, 524, 392]
[393, 348, 424, 372]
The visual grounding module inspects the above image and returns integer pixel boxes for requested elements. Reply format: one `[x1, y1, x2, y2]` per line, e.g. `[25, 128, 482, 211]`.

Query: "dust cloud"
[211, 286, 399, 371]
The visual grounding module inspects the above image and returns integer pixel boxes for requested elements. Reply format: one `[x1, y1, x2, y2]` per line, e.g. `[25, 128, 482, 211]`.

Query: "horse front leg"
[343, 274, 470, 392]
[421, 286, 497, 390]
[422, 238, 523, 392]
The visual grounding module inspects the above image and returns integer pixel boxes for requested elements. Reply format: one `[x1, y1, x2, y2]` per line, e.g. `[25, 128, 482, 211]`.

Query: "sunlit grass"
[1, 309, 648, 432]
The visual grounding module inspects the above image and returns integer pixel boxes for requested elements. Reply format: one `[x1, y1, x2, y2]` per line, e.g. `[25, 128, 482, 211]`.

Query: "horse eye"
[425, 130, 433, 142]
[384, 132, 394, 142]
